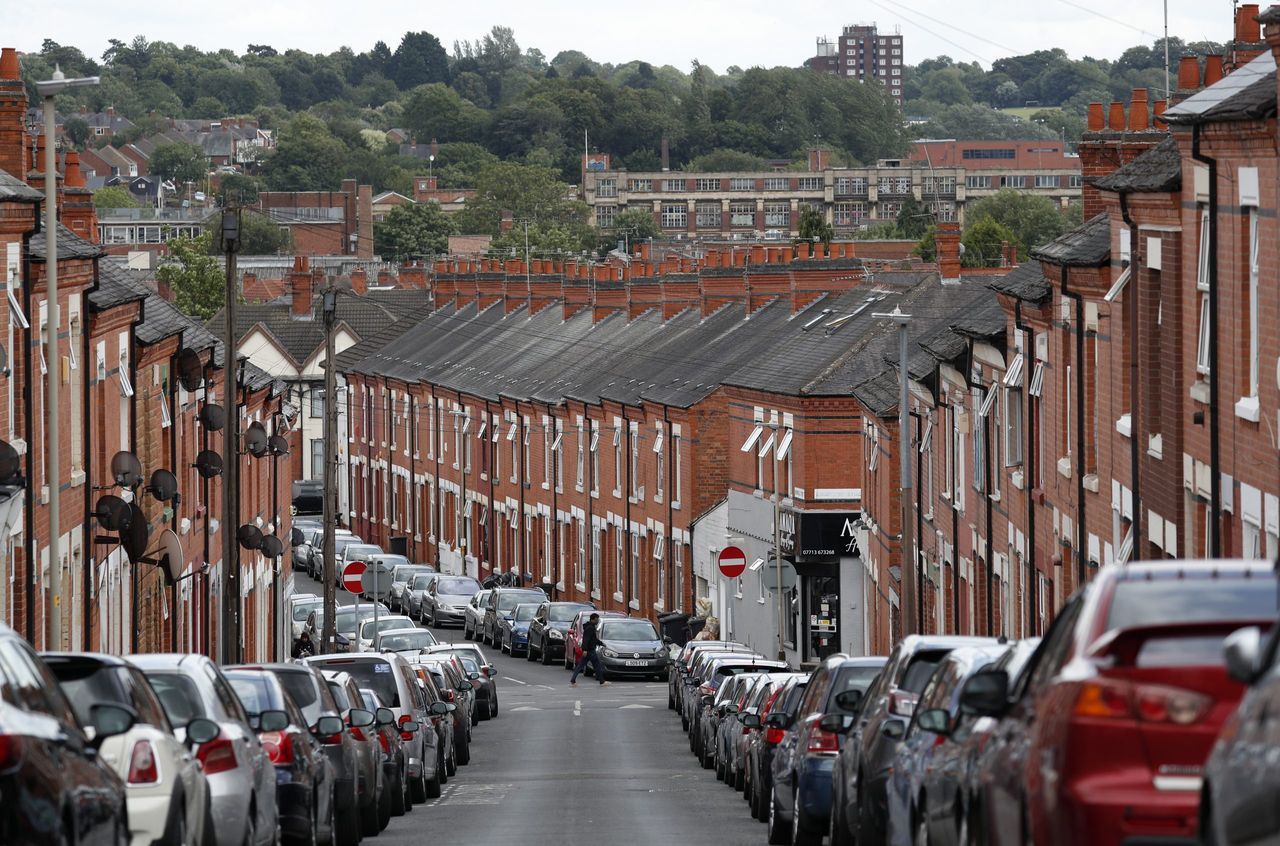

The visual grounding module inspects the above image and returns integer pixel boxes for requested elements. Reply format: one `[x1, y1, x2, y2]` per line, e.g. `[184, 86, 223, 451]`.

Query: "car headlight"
[600, 648, 617, 659]
[548, 629, 564, 640]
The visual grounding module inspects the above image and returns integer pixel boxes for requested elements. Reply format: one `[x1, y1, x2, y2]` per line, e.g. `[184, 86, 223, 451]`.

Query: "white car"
[462, 589, 493, 640]
[288, 593, 322, 642]
[376, 627, 440, 658]
[44, 653, 214, 846]
[357, 615, 416, 651]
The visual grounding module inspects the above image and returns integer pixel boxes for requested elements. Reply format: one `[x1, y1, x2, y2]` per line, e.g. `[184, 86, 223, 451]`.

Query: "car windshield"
[359, 690, 380, 710]
[145, 671, 207, 725]
[380, 630, 439, 652]
[292, 599, 321, 621]
[394, 565, 429, 583]
[549, 604, 586, 623]
[344, 544, 382, 561]
[411, 575, 435, 589]
[599, 621, 659, 641]
[1107, 576, 1280, 630]
[362, 618, 414, 637]
[455, 655, 480, 674]
[335, 605, 389, 634]
[474, 591, 492, 607]
[50, 662, 125, 726]
[226, 672, 282, 715]
[310, 659, 399, 708]
[275, 670, 324, 725]
[498, 592, 543, 611]
[513, 604, 538, 622]
[437, 577, 481, 595]
[373, 555, 410, 571]
[900, 650, 951, 694]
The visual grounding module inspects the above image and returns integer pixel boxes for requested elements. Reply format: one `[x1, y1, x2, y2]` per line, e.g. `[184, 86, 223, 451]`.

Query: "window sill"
[672, 501, 681, 510]
[591, 489, 600, 499]
[613, 591, 625, 603]
[1115, 414, 1131, 438]
[480, 473, 487, 482]
[541, 483, 550, 491]
[575, 582, 587, 592]
[1235, 396, 1261, 423]
[575, 485, 584, 493]
[1147, 433, 1163, 460]
[628, 599, 640, 610]
[1083, 474, 1099, 494]
[1057, 457, 1072, 479]
[734, 592, 743, 600]
[591, 590, 601, 600]
[757, 597, 767, 605]
[653, 601, 665, 613]
[1189, 380, 1210, 405]
[1011, 470, 1024, 490]
[753, 489, 764, 499]
[556, 581, 567, 591]
[70, 470, 86, 488]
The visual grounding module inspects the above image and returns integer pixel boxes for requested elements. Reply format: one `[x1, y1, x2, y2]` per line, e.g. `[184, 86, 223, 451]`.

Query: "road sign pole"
[372, 576, 379, 653]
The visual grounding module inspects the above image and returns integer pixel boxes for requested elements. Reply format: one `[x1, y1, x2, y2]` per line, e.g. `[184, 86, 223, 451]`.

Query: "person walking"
[570, 613, 609, 686]
[291, 630, 315, 659]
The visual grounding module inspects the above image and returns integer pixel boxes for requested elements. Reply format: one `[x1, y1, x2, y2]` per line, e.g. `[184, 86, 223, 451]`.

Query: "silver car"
[462, 590, 492, 641]
[404, 573, 440, 621]
[419, 575, 483, 628]
[134, 654, 279, 846]
[387, 564, 437, 614]
[332, 543, 384, 587]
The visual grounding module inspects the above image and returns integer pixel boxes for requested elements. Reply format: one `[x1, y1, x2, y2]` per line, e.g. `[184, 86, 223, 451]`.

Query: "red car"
[961, 559, 1277, 846]
[562, 610, 628, 670]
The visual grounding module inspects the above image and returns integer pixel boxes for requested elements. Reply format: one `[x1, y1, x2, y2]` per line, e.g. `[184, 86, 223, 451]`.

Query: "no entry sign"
[718, 546, 747, 579]
[342, 561, 367, 594]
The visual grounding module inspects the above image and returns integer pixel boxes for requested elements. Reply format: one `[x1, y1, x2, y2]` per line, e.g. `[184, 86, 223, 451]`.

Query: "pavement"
[292, 569, 766, 845]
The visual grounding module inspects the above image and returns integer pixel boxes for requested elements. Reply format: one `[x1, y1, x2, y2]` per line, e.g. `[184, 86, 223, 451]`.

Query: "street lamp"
[34, 67, 98, 650]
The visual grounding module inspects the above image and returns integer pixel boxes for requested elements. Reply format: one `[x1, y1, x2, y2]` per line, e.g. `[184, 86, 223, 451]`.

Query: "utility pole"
[321, 284, 339, 653]
[220, 209, 241, 663]
[875, 307, 916, 635]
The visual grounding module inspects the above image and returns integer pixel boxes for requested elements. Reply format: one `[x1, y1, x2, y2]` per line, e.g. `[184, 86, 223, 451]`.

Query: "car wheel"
[912, 806, 930, 846]
[377, 779, 391, 832]
[335, 806, 358, 846]
[767, 786, 792, 845]
[490, 696, 498, 719]
[715, 755, 726, 781]
[445, 746, 458, 777]
[242, 807, 259, 846]
[456, 732, 470, 766]
[359, 789, 379, 837]
[463, 622, 472, 640]
[426, 758, 442, 800]
[389, 764, 406, 818]
[410, 768, 428, 804]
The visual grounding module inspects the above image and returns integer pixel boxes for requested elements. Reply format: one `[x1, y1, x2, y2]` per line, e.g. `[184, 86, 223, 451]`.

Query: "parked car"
[594, 617, 670, 681]
[409, 656, 472, 767]
[304, 652, 445, 801]
[134, 653, 279, 846]
[401, 662, 457, 785]
[959, 560, 1276, 846]
[1202, 621, 1280, 845]
[709, 672, 768, 781]
[301, 608, 351, 653]
[692, 656, 789, 762]
[684, 652, 769, 739]
[423, 642, 498, 720]
[886, 644, 1008, 846]
[321, 671, 385, 835]
[900, 638, 1039, 846]
[0, 625, 133, 846]
[300, 528, 356, 579]
[44, 652, 212, 846]
[525, 601, 594, 664]
[462, 589, 493, 640]
[730, 674, 785, 791]
[564, 609, 629, 671]
[403, 573, 440, 621]
[830, 635, 993, 846]
[223, 667, 337, 846]
[356, 614, 416, 652]
[767, 655, 889, 845]
[331, 602, 391, 646]
[387, 564, 437, 614]
[482, 587, 550, 646]
[356, 687, 410, 819]
[669, 641, 750, 714]
[331, 541, 382, 586]
[744, 673, 810, 823]
[361, 554, 412, 600]
[377, 627, 441, 658]
[419, 575, 483, 628]
[289, 594, 322, 643]
[497, 602, 540, 656]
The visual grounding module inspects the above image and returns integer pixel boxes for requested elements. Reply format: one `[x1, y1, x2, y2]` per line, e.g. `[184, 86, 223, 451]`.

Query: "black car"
[225, 667, 337, 846]
[481, 588, 549, 646]
[0, 624, 134, 846]
[743, 673, 810, 823]
[527, 601, 594, 665]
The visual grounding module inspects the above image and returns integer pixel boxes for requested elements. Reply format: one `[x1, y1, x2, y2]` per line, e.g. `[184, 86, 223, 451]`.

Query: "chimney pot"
[1203, 54, 1225, 86]
[1086, 102, 1105, 131]
[1108, 101, 1126, 130]
[1239, 4, 1262, 42]
[797, 241, 811, 260]
[1177, 55, 1202, 90]
[1128, 89, 1149, 130]
[0, 48, 18, 81]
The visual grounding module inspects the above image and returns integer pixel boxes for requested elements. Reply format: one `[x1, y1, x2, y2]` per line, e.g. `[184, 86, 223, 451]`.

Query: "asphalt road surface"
[292, 569, 765, 845]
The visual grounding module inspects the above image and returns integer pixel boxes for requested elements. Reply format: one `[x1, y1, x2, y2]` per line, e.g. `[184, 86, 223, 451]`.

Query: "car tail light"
[261, 731, 295, 766]
[444, 690, 456, 704]
[698, 683, 715, 697]
[348, 724, 367, 742]
[888, 691, 917, 718]
[1074, 679, 1212, 725]
[765, 727, 786, 745]
[398, 714, 416, 742]
[377, 731, 390, 754]
[807, 727, 839, 754]
[197, 735, 239, 774]
[127, 740, 159, 784]
[0, 735, 22, 774]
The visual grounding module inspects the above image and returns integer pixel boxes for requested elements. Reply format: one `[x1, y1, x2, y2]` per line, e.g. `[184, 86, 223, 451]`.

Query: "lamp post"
[220, 209, 241, 663]
[34, 67, 98, 650]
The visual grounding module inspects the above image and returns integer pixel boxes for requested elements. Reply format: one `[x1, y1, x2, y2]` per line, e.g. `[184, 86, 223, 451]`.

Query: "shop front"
[780, 507, 863, 664]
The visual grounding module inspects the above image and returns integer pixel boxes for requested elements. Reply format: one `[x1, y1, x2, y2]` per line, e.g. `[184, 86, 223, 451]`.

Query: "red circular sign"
[718, 545, 747, 579]
[341, 561, 367, 594]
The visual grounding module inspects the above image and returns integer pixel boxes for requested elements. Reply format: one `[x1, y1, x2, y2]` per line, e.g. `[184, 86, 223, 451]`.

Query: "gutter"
[1013, 300, 1037, 635]
[128, 325, 139, 653]
[1058, 265, 1088, 587]
[169, 354, 181, 651]
[21, 224, 35, 643]
[1191, 126, 1222, 557]
[1117, 194, 1143, 555]
[82, 261, 95, 649]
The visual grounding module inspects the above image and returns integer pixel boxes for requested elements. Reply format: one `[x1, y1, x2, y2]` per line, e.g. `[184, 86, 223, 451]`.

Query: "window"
[798, 177, 822, 191]
[1245, 209, 1260, 400]
[923, 176, 956, 195]
[426, 401, 434, 458]
[835, 176, 867, 195]
[411, 399, 420, 457]
[951, 406, 965, 511]
[973, 390, 986, 492]
[630, 532, 640, 603]
[595, 204, 617, 228]
[553, 420, 564, 493]
[963, 148, 1016, 160]
[310, 386, 325, 417]
[590, 422, 600, 496]
[663, 178, 686, 192]
[730, 202, 755, 227]
[576, 518, 586, 588]
[764, 202, 790, 227]
[596, 177, 617, 198]
[1000, 175, 1027, 189]
[673, 542, 684, 611]
[613, 424, 623, 495]
[508, 421, 519, 483]
[575, 422, 585, 490]
[522, 419, 531, 482]
[1196, 206, 1211, 375]
[695, 202, 720, 228]
[118, 350, 134, 398]
[629, 425, 640, 498]
[542, 418, 551, 487]
[463, 414, 472, 472]
[591, 526, 601, 592]
[655, 532, 666, 607]
[629, 178, 652, 192]
[965, 175, 992, 189]
[661, 204, 687, 229]
[1069, 175, 1083, 188]
[654, 425, 664, 501]
[695, 178, 720, 192]
[672, 433, 682, 506]
[834, 202, 866, 226]
[614, 529, 624, 596]
[764, 177, 789, 191]
[1035, 175, 1059, 189]
[311, 439, 325, 480]
[730, 177, 754, 192]
[1005, 388, 1023, 466]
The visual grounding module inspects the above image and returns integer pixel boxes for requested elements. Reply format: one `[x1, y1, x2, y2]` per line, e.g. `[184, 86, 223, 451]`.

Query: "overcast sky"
[21, 0, 1235, 72]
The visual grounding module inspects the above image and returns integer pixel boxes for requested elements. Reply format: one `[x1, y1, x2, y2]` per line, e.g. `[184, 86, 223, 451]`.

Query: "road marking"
[502, 676, 528, 685]
[619, 703, 654, 710]
[573, 699, 581, 717]
[433, 783, 511, 806]
[508, 706, 542, 712]
[536, 684, 555, 690]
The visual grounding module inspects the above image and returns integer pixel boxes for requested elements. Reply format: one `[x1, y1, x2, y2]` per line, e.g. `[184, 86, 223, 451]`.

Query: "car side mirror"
[185, 716, 221, 745]
[662, 635, 673, 644]
[446, 703, 457, 713]
[376, 707, 396, 727]
[880, 717, 906, 741]
[764, 712, 791, 730]
[959, 670, 1011, 718]
[257, 710, 289, 733]
[89, 702, 136, 746]
[468, 672, 481, 681]
[916, 708, 952, 736]
[834, 689, 864, 713]
[429, 701, 449, 716]
[347, 708, 375, 729]
[819, 713, 853, 734]
[312, 715, 344, 737]
[1224, 626, 1264, 684]
[724, 703, 740, 715]
[740, 713, 762, 729]
[457, 680, 474, 691]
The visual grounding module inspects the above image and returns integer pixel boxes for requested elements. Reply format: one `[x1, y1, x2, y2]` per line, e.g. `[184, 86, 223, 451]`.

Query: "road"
[292, 569, 765, 845]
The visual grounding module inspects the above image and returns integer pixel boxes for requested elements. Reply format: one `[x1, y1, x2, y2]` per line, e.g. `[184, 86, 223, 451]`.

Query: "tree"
[390, 31, 450, 89]
[157, 232, 225, 319]
[374, 202, 455, 261]
[401, 83, 487, 145]
[217, 173, 262, 205]
[93, 185, 140, 209]
[455, 161, 586, 236]
[965, 188, 1073, 257]
[490, 219, 594, 257]
[895, 196, 932, 240]
[796, 206, 833, 246]
[261, 113, 349, 191]
[962, 218, 1018, 267]
[205, 210, 290, 256]
[64, 117, 90, 148]
[608, 208, 659, 240]
[149, 141, 207, 185]
[683, 149, 765, 172]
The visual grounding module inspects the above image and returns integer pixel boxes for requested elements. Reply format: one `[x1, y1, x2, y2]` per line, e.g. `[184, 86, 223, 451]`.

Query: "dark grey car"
[481, 588, 549, 646]
[594, 618, 670, 681]
[387, 564, 436, 614]
[526, 601, 594, 665]
[423, 643, 498, 720]
[321, 671, 385, 836]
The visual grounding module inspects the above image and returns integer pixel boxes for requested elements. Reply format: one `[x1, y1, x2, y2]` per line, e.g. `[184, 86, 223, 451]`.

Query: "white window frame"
[118, 351, 134, 398]
[1004, 387, 1023, 467]
[653, 425, 664, 502]
[672, 433, 683, 507]
[575, 422, 585, 491]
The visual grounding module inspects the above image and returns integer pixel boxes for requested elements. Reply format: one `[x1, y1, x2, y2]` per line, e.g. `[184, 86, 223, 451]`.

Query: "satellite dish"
[146, 529, 184, 583]
[176, 348, 204, 392]
[93, 494, 132, 531]
[194, 450, 223, 479]
[244, 422, 268, 458]
[0, 439, 22, 486]
[199, 404, 226, 431]
[111, 451, 144, 488]
[237, 524, 263, 550]
[290, 527, 305, 546]
[268, 434, 289, 456]
[260, 535, 284, 558]
[122, 504, 150, 564]
[147, 469, 179, 502]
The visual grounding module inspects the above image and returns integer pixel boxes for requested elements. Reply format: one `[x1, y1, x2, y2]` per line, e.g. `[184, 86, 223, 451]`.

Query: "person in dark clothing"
[291, 631, 315, 659]
[570, 613, 608, 686]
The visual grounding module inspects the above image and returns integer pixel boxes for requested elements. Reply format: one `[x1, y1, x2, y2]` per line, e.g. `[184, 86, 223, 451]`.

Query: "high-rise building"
[807, 23, 905, 105]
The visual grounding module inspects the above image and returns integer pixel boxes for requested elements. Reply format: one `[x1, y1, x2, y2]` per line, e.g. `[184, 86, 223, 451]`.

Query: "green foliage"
[965, 188, 1073, 258]
[895, 196, 932, 240]
[205, 210, 291, 256]
[64, 117, 90, 147]
[455, 161, 586, 237]
[402, 83, 488, 144]
[218, 173, 263, 205]
[962, 218, 1018, 267]
[157, 232, 226, 319]
[373, 202, 456, 261]
[149, 141, 207, 185]
[261, 113, 349, 190]
[796, 206, 833, 246]
[608, 208, 660, 240]
[391, 32, 450, 89]
[490, 220, 595, 258]
[93, 186, 140, 208]
[683, 149, 766, 172]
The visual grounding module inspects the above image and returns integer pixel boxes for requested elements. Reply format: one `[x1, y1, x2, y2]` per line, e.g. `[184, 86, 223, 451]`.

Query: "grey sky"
[20, 0, 1236, 73]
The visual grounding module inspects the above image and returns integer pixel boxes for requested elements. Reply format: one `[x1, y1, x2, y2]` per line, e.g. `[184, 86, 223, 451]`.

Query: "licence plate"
[625, 660, 648, 667]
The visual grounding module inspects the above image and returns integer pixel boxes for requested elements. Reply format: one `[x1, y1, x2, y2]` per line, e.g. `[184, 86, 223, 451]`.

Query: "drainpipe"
[909, 410, 926, 630]
[1191, 127, 1222, 557]
[586, 408, 596, 600]
[169, 359, 180, 651]
[82, 262, 95, 649]
[432, 386, 440, 566]
[623, 406, 633, 613]
[983, 374, 994, 636]
[518, 407, 526, 580]
[1117, 194, 1143, 556]
[663, 404, 674, 612]
[21, 224, 35, 643]
[550, 404, 559, 598]
[128, 331, 139, 653]
[410, 390, 418, 562]
[485, 399, 494, 574]
[1014, 300, 1037, 636]
[1059, 266, 1088, 587]
[202, 360, 212, 654]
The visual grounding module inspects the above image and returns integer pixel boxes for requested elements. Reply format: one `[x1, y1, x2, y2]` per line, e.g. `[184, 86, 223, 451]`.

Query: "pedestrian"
[569, 613, 609, 686]
[291, 630, 315, 659]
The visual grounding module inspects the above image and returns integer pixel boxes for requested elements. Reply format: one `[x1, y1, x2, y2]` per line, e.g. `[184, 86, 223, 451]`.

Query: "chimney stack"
[935, 222, 962, 281]
[1238, 4, 1263, 42]
[500, 210, 514, 234]
[807, 148, 830, 172]
[1203, 54, 1225, 86]
[289, 256, 313, 318]
[350, 267, 368, 295]
[0, 47, 29, 184]
[660, 137, 670, 172]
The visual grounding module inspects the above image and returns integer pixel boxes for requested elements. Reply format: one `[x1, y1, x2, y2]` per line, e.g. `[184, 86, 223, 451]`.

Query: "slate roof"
[1259, 6, 1280, 24]
[136, 293, 190, 346]
[1091, 136, 1182, 194]
[1030, 213, 1110, 268]
[1163, 52, 1278, 125]
[30, 224, 106, 262]
[0, 170, 41, 202]
[333, 315, 421, 372]
[88, 261, 150, 310]
[986, 261, 1051, 303]
[950, 295, 1007, 339]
